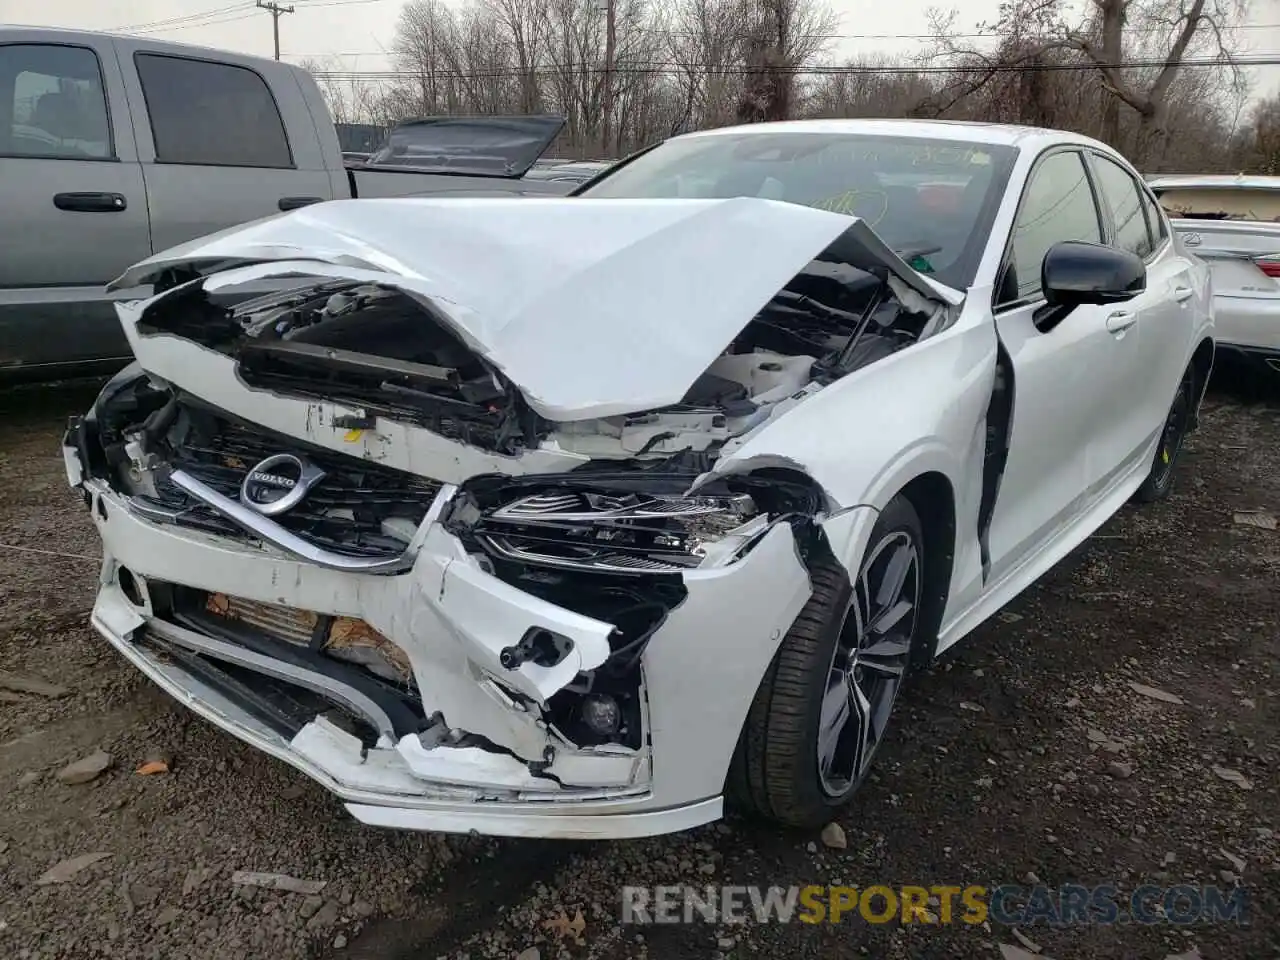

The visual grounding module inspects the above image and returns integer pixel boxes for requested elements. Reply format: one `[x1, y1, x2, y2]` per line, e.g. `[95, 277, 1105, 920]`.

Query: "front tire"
[728, 495, 925, 828]
[1134, 364, 1197, 503]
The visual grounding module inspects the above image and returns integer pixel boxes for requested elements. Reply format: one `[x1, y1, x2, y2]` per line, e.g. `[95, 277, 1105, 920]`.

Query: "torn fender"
[702, 304, 998, 514]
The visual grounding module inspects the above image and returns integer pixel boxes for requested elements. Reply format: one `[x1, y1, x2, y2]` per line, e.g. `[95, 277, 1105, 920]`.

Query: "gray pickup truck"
[0, 26, 575, 381]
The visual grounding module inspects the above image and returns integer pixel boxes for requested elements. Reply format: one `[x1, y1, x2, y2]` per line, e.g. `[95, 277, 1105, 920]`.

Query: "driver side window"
[998, 150, 1103, 305]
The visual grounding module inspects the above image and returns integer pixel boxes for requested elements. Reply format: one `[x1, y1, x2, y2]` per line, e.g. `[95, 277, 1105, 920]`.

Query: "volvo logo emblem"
[240, 454, 325, 516]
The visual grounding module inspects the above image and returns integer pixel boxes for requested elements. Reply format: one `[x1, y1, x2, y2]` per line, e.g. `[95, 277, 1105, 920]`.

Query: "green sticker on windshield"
[908, 254, 935, 273]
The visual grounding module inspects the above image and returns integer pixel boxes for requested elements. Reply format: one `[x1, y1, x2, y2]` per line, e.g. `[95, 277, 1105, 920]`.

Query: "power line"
[108, 3, 255, 33]
[111, 0, 385, 38]
[638, 22, 1280, 41]
[125, 10, 265, 35]
[283, 20, 1280, 54]
[308, 52, 1280, 81]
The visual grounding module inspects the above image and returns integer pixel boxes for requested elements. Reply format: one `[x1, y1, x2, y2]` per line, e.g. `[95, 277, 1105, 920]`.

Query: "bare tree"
[485, 0, 548, 113]
[300, 56, 383, 124]
[662, 0, 748, 132]
[297, 0, 1247, 170]
[736, 0, 835, 122]
[807, 55, 941, 119]
[1233, 93, 1280, 174]
[929, 0, 1246, 165]
[1067, 0, 1245, 152]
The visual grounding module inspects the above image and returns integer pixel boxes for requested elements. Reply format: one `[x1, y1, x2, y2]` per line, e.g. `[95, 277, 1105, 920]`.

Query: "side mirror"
[1035, 240, 1146, 332]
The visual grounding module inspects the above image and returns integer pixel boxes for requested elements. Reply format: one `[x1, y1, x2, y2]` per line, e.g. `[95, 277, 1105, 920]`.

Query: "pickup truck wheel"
[1134, 365, 1196, 503]
[728, 495, 923, 828]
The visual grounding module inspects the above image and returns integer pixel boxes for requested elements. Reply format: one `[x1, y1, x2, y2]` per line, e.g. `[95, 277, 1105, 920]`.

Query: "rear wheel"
[1134, 365, 1196, 503]
[728, 495, 924, 828]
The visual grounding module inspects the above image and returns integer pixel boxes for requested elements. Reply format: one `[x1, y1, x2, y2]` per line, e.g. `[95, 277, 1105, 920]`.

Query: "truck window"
[134, 53, 292, 168]
[0, 43, 112, 160]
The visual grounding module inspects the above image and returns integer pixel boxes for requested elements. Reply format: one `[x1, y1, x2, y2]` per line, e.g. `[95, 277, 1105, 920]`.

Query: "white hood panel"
[116, 197, 957, 422]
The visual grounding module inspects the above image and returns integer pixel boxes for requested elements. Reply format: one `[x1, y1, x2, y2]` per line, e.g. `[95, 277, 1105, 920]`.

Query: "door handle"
[53, 192, 127, 212]
[278, 196, 324, 211]
[1173, 285, 1194, 302]
[1106, 310, 1138, 334]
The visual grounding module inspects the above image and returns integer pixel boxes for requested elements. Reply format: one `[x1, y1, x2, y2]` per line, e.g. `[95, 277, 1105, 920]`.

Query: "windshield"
[579, 132, 1018, 289]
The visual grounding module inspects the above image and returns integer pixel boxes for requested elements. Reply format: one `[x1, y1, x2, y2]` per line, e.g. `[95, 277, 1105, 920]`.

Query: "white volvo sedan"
[64, 120, 1214, 839]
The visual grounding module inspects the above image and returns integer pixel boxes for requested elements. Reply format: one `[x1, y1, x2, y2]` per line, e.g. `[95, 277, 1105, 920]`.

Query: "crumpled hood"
[113, 197, 961, 421]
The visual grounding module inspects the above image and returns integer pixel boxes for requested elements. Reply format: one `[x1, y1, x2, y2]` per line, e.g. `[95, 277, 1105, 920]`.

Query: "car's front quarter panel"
[708, 299, 1000, 624]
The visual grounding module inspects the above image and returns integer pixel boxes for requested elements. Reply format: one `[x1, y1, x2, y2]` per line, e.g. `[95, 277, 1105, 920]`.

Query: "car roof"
[673, 118, 1113, 153]
[1, 22, 282, 65]
[1148, 174, 1280, 191]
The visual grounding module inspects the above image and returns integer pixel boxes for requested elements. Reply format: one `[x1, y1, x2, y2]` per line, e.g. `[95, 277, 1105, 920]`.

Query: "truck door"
[0, 34, 150, 373]
[112, 41, 337, 253]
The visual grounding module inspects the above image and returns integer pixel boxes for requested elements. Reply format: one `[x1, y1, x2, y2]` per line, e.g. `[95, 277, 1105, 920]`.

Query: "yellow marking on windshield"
[813, 189, 889, 225]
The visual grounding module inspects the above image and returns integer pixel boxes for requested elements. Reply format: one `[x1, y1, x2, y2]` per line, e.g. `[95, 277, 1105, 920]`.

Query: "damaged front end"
[67, 197, 956, 837]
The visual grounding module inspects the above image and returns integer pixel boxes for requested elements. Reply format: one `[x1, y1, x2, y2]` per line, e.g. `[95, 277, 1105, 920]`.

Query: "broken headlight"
[472, 488, 766, 574]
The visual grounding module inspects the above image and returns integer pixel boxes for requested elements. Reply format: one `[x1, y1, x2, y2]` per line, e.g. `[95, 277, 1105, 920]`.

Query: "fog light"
[580, 693, 621, 736]
[117, 567, 145, 608]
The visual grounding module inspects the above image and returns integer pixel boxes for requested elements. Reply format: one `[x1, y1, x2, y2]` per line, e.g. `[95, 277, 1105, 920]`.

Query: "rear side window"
[0, 43, 112, 159]
[134, 53, 291, 168]
[1091, 154, 1153, 259]
[1139, 186, 1168, 245]
[1001, 150, 1103, 304]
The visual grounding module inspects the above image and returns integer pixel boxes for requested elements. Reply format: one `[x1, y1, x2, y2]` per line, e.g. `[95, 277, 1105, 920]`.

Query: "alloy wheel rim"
[817, 529, 921, 798]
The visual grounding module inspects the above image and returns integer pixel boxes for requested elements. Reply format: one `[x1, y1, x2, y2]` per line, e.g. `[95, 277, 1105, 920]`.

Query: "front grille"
[136, 404, 442, 559]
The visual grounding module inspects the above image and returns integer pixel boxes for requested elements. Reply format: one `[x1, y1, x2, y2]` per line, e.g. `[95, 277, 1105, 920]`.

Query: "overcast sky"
[5, 0, 1280, 103]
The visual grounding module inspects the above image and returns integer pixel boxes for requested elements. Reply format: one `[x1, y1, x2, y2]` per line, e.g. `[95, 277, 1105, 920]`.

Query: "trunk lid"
[1166, 217, 1280, 300]
[366, 115, 567, 178]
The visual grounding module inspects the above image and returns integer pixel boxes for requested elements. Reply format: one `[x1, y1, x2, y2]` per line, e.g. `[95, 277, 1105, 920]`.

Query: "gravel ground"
[0, 379, 1276, 960]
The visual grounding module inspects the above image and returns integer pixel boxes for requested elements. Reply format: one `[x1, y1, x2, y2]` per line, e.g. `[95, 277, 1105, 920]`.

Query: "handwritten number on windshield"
[813, 189, 890, 225]
[828, 145, 978, 167]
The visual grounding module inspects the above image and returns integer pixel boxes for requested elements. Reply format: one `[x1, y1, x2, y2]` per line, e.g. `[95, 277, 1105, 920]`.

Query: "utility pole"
[256, 0, 295, 61]
[600, 0, 615, 157]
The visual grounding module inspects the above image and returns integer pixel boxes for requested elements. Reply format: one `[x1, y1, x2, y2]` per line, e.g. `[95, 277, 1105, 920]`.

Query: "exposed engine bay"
[136, 253, 948, 462]
[71, 241, 950, 769]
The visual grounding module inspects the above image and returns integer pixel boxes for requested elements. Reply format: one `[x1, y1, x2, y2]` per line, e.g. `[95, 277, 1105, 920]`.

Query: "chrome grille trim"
[478, 534, 695, 574]
[161, 471, 457, 574]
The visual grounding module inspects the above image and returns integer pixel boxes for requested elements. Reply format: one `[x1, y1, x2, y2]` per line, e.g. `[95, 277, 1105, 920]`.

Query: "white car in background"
[1149, 174, 1280, 379]
[65, 120, 1213, 839]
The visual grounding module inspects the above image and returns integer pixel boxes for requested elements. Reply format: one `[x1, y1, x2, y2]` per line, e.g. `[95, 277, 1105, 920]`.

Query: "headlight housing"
[471, 488, 765, 574]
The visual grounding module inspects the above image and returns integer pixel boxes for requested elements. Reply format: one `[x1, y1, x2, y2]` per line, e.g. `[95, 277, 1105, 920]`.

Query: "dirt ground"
[0, 378, 1275, 960]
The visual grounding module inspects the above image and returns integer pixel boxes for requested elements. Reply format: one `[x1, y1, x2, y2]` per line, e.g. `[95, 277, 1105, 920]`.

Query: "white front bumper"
[81, 475, 838, 839]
